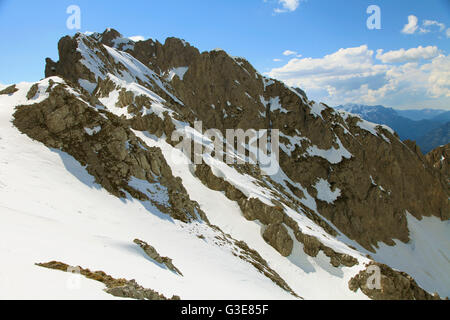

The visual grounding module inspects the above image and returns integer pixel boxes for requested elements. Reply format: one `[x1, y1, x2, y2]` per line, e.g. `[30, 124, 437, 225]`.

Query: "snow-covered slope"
[0, 81, 297, 300]
[0, 29, 448, 300]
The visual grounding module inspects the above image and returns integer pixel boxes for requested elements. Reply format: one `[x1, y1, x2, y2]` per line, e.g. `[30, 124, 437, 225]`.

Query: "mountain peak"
[1, 28, 448, 300]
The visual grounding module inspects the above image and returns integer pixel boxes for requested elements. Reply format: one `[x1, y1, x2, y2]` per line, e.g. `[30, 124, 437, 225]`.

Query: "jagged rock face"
[58, 29, 450, 252]
[133, 37, 201, 75]
[36, 261, 180, 300]
[426, 144, 449, 183]
[194, 163, 358, 268]
[40, 28, 447, 253]
[262, 223, 293, 257]
[7, 28, 445, 299]
[134, 239, 183, 275]
[0, 85, 18, 95]
[45, 36, 86, 86]
[349, 262, 441, 300]
[13, 80, 204, 223]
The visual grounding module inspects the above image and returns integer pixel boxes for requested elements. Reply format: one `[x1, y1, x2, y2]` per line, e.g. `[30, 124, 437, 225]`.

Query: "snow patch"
[305, 137, 352, 164]
[84, 126, 101, 136]
[314, 179, 341, 204]
[260, 96, 289, 114]
[310, 102, 326, 119]
[167, 67, 189, 81]
[78, 79, 97, 94]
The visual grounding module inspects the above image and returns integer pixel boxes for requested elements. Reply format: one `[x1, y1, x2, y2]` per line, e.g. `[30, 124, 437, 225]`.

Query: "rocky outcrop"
[22, 28, 447, 299]
[26, 84, 39, 100]
[294, 230, 358, 268]
[11, 79, 300, 298]
[195, 163, 358, 267]
[0, 85, 18, 95]
[262, 223, 293, 257]
[45, 35, 86, 86]
[36, 261, 180, 300]
[94, 28, 448, 252]
[13, 82, 206, 223]
[349, 262, 443, 300]
[43, 29, 449, 252]
[134, 239, 183, 275]
[426, 144, 449, 184]
[230, 237, 301, 299]
[195, 224, 300, 298]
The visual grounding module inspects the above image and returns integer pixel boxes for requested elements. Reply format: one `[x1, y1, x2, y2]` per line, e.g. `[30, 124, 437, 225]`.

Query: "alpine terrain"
[0, 29, 448, 300]
[334, 104, 450, 154]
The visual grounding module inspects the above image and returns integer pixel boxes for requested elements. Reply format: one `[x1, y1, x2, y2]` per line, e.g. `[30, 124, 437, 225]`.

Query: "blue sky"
[0, 0, 449, 109]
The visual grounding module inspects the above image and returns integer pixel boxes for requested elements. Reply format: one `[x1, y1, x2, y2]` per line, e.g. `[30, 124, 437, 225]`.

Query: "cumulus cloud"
[283, 50, 297, 56]
[271, 45, 382, 80]
[376, 46, 440, 63]
[273, 58, 282, 62]
[268, 45, 450, 108]
[423, 20, 446, 31]
[274, 0, 300, 13]
[402, 16, 448, 37]
[128, 35, 146, 42]
[402, 15, 419, 34]
[425, 55, 450, 98]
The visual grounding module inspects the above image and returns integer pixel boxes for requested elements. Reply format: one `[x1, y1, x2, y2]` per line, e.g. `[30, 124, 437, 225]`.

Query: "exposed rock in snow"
[0, 28, 448, 300]
[36, 261, 180, 300]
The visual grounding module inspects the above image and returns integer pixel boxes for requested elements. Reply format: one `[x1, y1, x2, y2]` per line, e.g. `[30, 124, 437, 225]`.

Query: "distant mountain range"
[396, 109, 450, 122]
[334, 104, 450, 154]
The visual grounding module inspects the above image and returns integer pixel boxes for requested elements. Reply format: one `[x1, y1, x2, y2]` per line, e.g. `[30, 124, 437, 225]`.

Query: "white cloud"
[128, 35, 146, 42]
[283, 50, 297, 56]
[425, 55, 450, 98]
[273, 58, 282, 62]
[376, 46, 440, 63]
[268, 45, 450, 108]
[274, 0, 300, 13]
[402, 16, 448, 37]
[423, 20, 446, 31]
[402, 15, 419, 34]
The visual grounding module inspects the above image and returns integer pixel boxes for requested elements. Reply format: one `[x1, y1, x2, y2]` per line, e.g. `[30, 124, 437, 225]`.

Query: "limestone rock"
[262, 223, 293, 257]
[13, 83, 204, 223]
[349, 262, 444, 300]
[426, 143, 449, 184]
[36, 261, 179, 300]
[134, 239, 183, 275]
[0, 85, 18, 95]
[26, 84, 39, 100]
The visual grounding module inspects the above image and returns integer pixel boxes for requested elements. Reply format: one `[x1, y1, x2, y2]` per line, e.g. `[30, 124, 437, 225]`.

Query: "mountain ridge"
[1, 28, 448, 299]
[335, 103, 449, 153]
